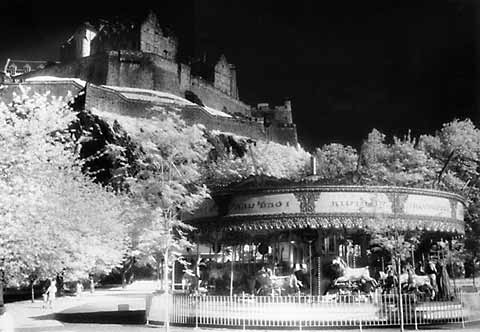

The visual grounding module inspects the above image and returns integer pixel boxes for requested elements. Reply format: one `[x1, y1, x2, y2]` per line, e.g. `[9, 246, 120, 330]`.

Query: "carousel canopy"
[185, 183, 466, 235]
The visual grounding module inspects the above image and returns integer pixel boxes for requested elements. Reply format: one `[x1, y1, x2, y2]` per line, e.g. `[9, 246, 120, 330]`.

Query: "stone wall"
[20, 53, 109, 86]
[267, 124, 298, 146]
[105, 51, 181, 95]
[181, 107, 266, 140]
[190, 77, 251, 117]
[0, 82, 295, 145]
[85, 84, 267, 140]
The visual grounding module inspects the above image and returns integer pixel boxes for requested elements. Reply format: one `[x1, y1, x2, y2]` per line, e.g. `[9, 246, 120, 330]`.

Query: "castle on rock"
[3, 11, 298, 145]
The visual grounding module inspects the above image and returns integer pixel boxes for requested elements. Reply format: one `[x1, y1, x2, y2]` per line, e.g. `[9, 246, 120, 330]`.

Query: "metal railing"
[147, 291, 480, 329]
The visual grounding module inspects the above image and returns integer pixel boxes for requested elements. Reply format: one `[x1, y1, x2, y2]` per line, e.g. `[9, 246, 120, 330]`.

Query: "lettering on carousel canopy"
[315, 192, 393, 214]
[228, 193, 300, 216]
[403, 195, 451, 219]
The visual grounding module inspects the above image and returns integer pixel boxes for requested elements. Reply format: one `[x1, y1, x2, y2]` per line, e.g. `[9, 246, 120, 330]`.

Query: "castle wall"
[267, 124, 298, 146]
[106, 51, 155, 90]
[179, 63, 191, 91]
[105, 51, 181, 95]
[190, 77, 251, 116]
[85, 84, 158, 117]
[103, 51, 249, 118]
[0, 81, 296, 145]
[20, 53, 108, 85]
[181, 107, 266, 140]
[85, 84, 267, 141]
[150, 54, 181, 94]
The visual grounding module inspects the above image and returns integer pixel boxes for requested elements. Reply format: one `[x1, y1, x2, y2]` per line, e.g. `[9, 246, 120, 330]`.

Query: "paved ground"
[0, 281, 479, 332]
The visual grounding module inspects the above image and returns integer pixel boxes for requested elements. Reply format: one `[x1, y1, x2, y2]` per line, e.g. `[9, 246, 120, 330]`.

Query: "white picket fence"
[147, 292, 480, 329]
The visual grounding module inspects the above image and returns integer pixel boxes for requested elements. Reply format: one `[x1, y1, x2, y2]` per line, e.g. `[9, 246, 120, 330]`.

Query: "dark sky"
[0, 0, 477, 150]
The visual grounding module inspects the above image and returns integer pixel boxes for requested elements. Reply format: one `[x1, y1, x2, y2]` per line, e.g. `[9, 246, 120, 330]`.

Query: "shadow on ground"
[33, 310, 146, 325]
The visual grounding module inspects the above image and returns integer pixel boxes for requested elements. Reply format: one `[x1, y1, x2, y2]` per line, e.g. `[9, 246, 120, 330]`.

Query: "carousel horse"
[253, 266, 303, 296]
[399, 268, 436, 300]
[331, 257, 378, 287]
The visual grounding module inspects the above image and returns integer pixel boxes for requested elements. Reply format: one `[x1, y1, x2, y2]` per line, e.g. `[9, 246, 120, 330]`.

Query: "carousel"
[182, 178, 465, 296]
[147, 178, 469, 328]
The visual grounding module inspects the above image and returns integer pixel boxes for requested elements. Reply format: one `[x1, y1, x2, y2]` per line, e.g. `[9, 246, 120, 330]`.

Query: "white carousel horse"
[331, 257, 377, 286]
[399, 269, 436, 300]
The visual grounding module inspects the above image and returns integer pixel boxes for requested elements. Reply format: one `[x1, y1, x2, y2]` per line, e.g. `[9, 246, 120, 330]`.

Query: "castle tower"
[140, 11, 178, 60]
[60, 22, 97, 62]
[273, 99, 293, 124]
[229, 65, 239, 99]
[214, 54, 232, 96]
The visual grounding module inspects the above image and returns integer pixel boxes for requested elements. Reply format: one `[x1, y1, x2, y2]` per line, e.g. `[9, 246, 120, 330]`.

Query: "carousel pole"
[308, 240, 313, 297]
[230, 246, 235, 298]
[397, 256, 404, 332]
[411, 246, 415, 272]
[196, 239, 200, 294]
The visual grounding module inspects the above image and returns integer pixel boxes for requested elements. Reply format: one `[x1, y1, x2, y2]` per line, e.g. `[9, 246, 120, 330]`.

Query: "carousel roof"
[185, 182, 466, 235]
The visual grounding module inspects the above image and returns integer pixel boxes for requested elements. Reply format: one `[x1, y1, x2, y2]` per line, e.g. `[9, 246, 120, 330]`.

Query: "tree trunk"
[30, 281, 35, 303]
[0, 280, 5, 315]
[121, 271, 127, 289]
[164, 251, 170, 332]
[157, 261, 161, 285]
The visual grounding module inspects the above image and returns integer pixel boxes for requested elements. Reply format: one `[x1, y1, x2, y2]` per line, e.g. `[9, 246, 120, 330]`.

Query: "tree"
[419, 119, 480, 279]
[94, 108, 211, 331]
[0, 89, 128, 304]
[357, 129, 438, 187]
[314, 143, 358, 180]
[95, 108, 211, 279]
[203, 138, 311, 188]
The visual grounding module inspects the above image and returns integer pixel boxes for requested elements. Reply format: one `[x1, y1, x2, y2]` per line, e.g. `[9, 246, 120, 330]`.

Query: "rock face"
[14, 10, 298, 146]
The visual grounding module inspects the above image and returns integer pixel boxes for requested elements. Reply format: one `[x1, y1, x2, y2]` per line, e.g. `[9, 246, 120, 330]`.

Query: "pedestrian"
[42, 280, 50, 309]
[47, 279, 57, 309]
[76, 281, 83, 297]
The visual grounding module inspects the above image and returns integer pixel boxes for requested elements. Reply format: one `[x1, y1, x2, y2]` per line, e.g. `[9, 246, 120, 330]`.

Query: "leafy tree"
[203, 139, 311, 188]
[419, 119, 480, 278]
[94, 108, 211, 291]
[314, 143, 358, 180]
[0, 90, 128, 304]
[357, 129, 438, 187]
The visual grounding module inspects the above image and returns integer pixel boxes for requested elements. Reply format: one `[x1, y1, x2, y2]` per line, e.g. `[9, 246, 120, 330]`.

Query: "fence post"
[194, 295, 199, 330]
[460, 291, 465, 329]
[397, 259, 404, 332]
[359, 317, 362, 332]
[413, 294, 418, 330]
[242, 292, 246, 331]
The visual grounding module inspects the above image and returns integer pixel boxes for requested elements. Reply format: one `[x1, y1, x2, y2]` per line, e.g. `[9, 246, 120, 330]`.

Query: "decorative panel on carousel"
[227, 193, 300, 216]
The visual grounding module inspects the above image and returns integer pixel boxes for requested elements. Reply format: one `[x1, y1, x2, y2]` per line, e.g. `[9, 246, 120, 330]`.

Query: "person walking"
[46, 279, 57, 309]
